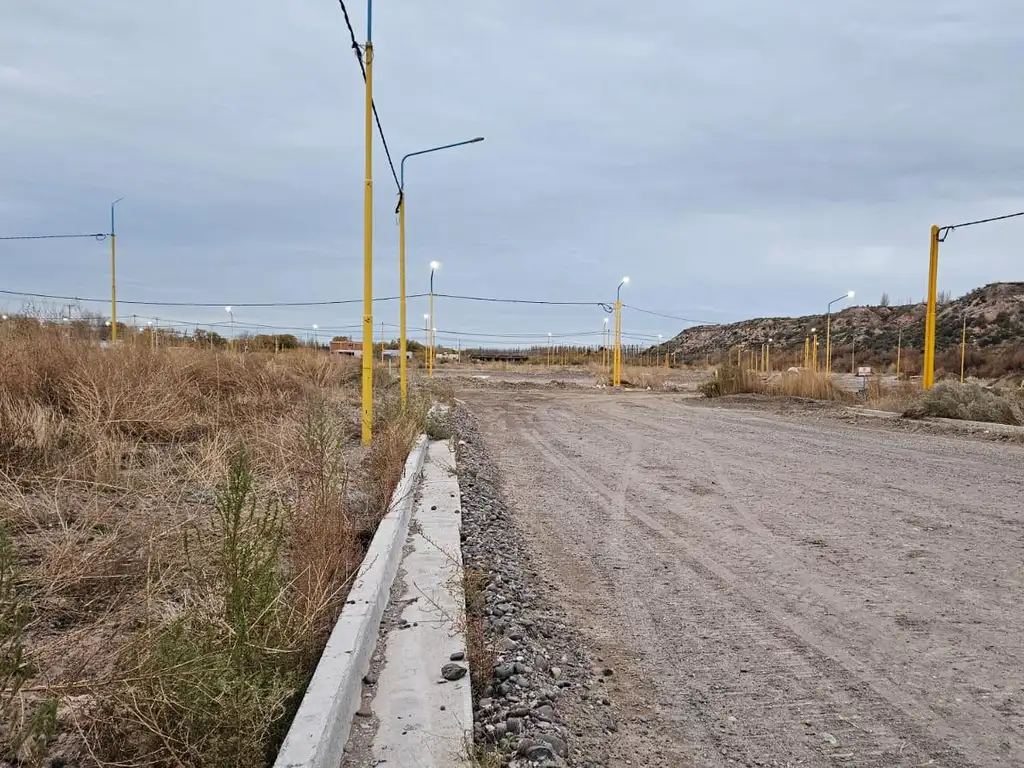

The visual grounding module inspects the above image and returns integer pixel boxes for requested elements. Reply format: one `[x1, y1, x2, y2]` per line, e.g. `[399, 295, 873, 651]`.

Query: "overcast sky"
[2, 1, 1023, 348]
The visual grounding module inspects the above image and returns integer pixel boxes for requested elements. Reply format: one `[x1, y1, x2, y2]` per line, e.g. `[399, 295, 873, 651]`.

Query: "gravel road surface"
[462, 390, 1024, 767]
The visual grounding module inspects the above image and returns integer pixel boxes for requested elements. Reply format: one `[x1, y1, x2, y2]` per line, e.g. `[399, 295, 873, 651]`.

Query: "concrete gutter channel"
[275, 434, 472, 768]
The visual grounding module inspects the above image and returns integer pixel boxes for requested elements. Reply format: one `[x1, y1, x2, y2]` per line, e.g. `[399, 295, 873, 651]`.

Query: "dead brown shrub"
[0, 329, 421, 766]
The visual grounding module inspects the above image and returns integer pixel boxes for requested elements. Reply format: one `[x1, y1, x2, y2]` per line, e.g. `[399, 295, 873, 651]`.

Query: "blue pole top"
[366, 0, 372, 42]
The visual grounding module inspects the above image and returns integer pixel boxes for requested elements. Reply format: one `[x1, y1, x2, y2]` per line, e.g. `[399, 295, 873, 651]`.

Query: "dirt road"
[462, 390, 1024, 767]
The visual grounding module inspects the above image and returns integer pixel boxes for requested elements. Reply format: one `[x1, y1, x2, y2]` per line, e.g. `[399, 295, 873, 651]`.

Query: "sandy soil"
[461, 390, 1024, 767]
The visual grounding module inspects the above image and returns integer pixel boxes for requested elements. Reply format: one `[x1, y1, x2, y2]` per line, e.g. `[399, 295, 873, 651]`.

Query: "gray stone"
[533, 704, 555, 722]
[539, 733, 569, 758]
[355, 705, 373, 718]
[441, 663, 467, 681]
[495, 664, 514, 681]
[362, 673, 378, 685]
[506, 716, 524, 734]
[449, 651, 466, 661]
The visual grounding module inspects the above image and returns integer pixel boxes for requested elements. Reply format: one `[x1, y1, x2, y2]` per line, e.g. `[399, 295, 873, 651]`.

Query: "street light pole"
[614, 277, 629, 386]
[811, 328, 818, 371]
[225, 306, 234, 352]
[360, 0, 375, 445]
[398, 137, 484, 405]
[109, 198, 124, 343]
[428, 261, 439, 377]
[960, 313, 967, 383]
[825, 291, 855, 376]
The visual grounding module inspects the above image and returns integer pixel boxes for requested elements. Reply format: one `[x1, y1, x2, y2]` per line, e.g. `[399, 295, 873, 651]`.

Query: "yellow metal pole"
[398, 195, 407, 405]
[766, 343, 770, 372]
[825, 313, 832, 377]
[613, 299, 622, 386]
[812, 333, 818, 372]
[803, 337, 809, 368]
[664, 351, 669, 369]
[428, 290, 434, 377]
[896, 327, 902, 378]
[959, 314, 967, 383]
[360, 39, 374, 444]
[110, 233, 117, 344]
[923, 225, 940, 389]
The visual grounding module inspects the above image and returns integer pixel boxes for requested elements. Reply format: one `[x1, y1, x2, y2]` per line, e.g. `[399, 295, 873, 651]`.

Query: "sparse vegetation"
[0, 325, 425, 766]
[699, 366, 849, 401]
[901, 381, 1023, 426]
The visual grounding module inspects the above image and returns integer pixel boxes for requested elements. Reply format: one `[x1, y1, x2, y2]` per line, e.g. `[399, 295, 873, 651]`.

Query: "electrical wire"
[0, 288, 427, 308]
[622, 303, 720, 326]
[0, 233, 107, 241]
[939, 210, 1024, 240]
[336, 0, 401, 192]
[432, 292, 608, 309]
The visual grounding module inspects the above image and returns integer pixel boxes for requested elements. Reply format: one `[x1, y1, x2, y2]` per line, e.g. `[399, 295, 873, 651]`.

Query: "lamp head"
[429, 260, 440, 270]
[312, 324, 318, 330]
[811, 327, 816, 332]
[424, 314, 430, 320]
[622, 276, 630, 284]
[225, 306, 232, 313]
[470, 137, 485, 143]
[847, 290, 856, 299]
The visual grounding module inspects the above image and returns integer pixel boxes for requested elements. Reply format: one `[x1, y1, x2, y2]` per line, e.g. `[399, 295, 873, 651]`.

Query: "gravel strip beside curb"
[452, 406, 616, 768]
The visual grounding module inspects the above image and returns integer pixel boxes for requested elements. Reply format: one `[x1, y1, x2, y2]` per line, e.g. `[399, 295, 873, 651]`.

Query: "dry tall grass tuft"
[901, 381, 1023, 425]
[0, 327, 424, 766]
[699, 366, 850, 401]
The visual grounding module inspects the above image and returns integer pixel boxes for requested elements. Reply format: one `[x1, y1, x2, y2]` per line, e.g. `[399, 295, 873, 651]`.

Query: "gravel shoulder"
[460, 390, 1024, 767]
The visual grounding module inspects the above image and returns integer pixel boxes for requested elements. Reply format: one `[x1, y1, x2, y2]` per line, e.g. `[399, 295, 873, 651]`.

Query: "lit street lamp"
[613, 277, 629, 386]
[397, 136, 484, 405]
[225, 306, 234, 352]
[825, 290, 855, 376]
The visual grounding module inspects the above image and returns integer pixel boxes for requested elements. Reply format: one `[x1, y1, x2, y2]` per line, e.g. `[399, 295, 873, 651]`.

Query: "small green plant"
[105, 449, 300, 766]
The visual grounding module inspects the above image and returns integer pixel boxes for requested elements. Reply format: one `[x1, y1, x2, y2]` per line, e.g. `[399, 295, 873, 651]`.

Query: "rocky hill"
[660, 282, 1024, 376]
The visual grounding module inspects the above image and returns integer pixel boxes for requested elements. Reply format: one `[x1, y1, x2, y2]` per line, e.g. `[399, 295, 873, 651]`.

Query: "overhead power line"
[0, 233, 107, 241]
[938, 210, 1024, 242]
[336, 0, 400, 192]
[0, 288, 428, 308]
[622, 303, 720, 326]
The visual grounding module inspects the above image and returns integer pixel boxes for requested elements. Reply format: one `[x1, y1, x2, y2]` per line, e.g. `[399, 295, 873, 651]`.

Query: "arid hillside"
[662, 282, 1024, 377]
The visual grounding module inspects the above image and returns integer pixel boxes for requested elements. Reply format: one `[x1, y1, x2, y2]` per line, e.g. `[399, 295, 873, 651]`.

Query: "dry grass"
[590, 363, 674, 390]
[900, 381, 1024, 425]
[462, 568, 494, 704]
[0, 327, 426, 766]
[699, 366, 850, 401]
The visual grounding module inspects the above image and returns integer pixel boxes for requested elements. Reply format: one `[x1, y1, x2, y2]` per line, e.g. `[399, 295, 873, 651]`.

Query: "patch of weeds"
[902, 381, 1023, 425]
[463, 568, 494, 703]
[100, 449, 301, 766]
[0, 524, 58, 764]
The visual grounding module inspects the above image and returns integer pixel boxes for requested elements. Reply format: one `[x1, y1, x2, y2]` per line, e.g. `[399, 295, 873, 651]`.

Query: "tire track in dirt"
[462, 391, 1024, 766]
[518, 402, 972, 766]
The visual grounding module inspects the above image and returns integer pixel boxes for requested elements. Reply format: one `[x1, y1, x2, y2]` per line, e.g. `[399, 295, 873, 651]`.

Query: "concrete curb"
[275, 434, 430, 768]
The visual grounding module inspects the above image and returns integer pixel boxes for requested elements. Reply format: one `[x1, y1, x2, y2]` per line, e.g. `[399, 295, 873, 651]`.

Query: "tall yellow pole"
[398, 195, 407, 405]
[110, 234, 117, 344]
[825, 313, 832, 377]
[765, 342, 770, 372]
[803, 337, 809, 368]
[812, 333, 818, 372]
[109, 198, 123, 344]
[959, 314, 967, 383]
[361, 37, 374, 444]
[923, 225, 940, 389]
[428, 290, 434, 377]
[613, 300, 622, 386]
[896, 327, 902, 378]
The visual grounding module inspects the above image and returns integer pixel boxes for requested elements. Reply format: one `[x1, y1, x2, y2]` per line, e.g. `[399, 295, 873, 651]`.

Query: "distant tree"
[938, 290, 952, 304]
[193, 328, 227, 348]
[879, 292, 890, 307]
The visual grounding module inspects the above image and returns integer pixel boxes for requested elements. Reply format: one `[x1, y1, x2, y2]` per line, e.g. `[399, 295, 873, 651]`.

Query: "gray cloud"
[2, 1, 1023, 346]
